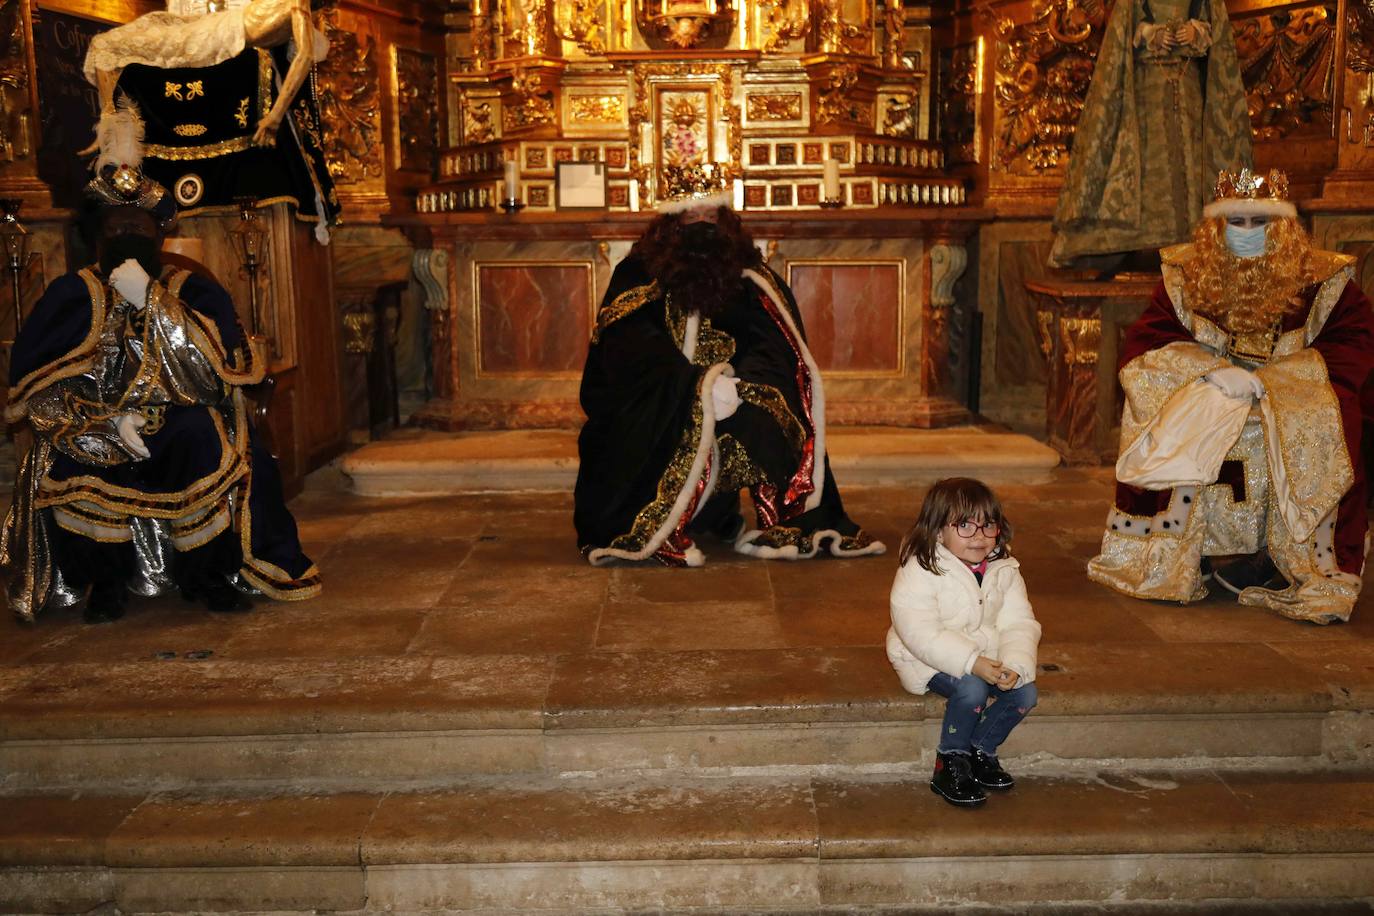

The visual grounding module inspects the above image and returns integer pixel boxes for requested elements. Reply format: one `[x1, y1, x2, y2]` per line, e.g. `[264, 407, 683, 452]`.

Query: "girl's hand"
[971, 656, 1004, 685]
[995, 668, 1020, 690]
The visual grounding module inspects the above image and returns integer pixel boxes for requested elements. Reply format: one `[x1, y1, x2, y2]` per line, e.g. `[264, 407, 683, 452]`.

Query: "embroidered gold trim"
[145, 136, 253, 161]
[592, 281, 661, 343]
[737, 381, 806, 453]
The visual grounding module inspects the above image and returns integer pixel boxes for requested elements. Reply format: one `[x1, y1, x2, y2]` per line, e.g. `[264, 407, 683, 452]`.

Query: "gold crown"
[660, 163, 730, 205]
[1213, 167, 1289, 204]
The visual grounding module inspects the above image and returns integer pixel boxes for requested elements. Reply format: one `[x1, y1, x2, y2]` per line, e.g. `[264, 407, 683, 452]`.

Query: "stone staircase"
[5, 471, 1374, 914]
[3, 642, 1374, 913]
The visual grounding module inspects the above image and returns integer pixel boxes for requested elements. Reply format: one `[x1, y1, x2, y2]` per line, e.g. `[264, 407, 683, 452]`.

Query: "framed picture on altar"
[556, 162, 608, 210]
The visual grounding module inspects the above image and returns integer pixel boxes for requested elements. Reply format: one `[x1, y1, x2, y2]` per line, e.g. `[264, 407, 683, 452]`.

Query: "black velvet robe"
[2, 266, 320, 619]
[574, 255, 883, 566]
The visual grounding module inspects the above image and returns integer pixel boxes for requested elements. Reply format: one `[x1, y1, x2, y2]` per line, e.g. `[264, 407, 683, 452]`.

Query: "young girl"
[886, 477, 1042, 808]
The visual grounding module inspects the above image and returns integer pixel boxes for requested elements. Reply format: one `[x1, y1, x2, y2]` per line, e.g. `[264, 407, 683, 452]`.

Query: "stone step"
[2, 642, 1369, 793]
[4, 769, 1374, 913]
[339, 425, 1061, 495]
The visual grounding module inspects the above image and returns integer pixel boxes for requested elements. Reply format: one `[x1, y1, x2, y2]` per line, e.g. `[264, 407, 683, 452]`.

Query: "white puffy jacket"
[886, 543, 1041, 695]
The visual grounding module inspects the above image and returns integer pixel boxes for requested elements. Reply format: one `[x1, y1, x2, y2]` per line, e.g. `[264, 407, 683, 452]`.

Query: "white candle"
[628, 179, 640, 212]
[504, 160, 519, 202]
[823, 158, 841, 200]
[733, 178, 744, 211]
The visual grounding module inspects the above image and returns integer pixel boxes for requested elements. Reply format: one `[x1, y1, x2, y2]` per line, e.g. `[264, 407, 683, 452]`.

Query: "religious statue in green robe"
[1048, 0, 1253, 268]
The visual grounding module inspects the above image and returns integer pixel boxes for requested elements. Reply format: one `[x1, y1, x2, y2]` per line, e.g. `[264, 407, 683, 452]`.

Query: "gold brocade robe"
[1088, 245, 1373, 623]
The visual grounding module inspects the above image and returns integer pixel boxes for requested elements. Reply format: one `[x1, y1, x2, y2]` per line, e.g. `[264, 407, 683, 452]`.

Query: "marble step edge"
[2, 707, 1366, 793]
[4, 771, 1374, 913]
[0, 643, 1358, 742]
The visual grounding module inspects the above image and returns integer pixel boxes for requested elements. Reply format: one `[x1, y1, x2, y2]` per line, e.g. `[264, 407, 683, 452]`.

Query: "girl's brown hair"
[898, 477, 1012, 573]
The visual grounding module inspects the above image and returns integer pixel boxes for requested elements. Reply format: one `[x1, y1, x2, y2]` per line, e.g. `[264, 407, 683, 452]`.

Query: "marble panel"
[476, 263, 592, 375]
[787, 263, 902, 373]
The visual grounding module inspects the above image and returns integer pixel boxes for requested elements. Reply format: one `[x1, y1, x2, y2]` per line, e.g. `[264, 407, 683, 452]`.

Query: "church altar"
[398, 0, 982, 429]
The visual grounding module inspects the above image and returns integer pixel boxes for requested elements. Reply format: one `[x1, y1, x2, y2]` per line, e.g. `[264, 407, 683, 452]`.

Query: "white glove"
[109, 258, 151, 309]
[711, 374, 741, 421]
[116, 413, 151, 460]
[1205, 366, 1265, 400]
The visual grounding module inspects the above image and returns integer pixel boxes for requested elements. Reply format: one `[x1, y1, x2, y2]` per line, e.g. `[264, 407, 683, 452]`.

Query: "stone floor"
[4, 467, 1374, 912]
[3, 466, 1372, 668]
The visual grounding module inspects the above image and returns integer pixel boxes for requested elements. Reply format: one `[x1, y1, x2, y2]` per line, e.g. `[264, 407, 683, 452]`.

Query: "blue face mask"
[1225, 223, 1268, 259]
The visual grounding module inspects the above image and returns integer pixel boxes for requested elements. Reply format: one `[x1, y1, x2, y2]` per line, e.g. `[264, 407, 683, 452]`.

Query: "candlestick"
[503, 160, 519, 203]
[822, 158, 843, 206]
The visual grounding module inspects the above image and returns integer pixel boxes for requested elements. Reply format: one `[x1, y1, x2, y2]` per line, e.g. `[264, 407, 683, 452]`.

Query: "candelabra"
[228, 197, 267, 338]
[0, 199, 31, 339]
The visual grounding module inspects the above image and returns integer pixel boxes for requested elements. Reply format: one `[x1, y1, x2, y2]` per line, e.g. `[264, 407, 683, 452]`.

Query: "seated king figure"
[1, 119, 320, 623]
[1088, 168, 1374, 623]
[574, 164, 885, 566]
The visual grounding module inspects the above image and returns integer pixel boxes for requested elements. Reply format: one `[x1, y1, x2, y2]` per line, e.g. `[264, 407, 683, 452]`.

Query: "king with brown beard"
[573, 165, 885, 567]
[1088, 168, 1374, 623]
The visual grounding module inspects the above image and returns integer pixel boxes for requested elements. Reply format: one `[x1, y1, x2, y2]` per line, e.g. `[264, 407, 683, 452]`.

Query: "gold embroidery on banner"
[145, 136, 253, 161]
[235, 98, 250, 128]
[591, 281, 661, 343]
[165, 81, 183, 100]
[173, 124, 209, 138]
[185, 80, 205, 100]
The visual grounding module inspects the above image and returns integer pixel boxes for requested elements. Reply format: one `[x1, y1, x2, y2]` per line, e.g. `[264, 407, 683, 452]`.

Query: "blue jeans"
[927, 671, 1038, 756]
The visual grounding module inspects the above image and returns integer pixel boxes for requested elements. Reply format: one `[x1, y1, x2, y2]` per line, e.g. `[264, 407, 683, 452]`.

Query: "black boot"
[970, 748, 1015, 790]
[83, 580, 127, 624]
[176, 530, 252, 613]
[930, 752, 987, 807]
[181, 577, 253, 613]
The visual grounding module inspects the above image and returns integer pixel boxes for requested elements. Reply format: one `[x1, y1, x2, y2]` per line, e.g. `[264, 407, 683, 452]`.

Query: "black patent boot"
[930, 752, 987, 807]
[970, 748, 1015, 790]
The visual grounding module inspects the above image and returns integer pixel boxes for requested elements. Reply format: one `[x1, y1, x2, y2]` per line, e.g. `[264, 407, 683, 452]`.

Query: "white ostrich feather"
[95, 98, 146, 174]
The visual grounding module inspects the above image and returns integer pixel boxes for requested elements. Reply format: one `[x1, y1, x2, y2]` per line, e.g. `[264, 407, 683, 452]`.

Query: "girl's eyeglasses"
[951, 520, 1000, 538]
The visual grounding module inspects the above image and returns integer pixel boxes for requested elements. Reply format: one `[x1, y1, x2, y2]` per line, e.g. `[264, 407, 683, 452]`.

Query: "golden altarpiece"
[0, 0, 1371, 478]
[403, 0, 981, 431]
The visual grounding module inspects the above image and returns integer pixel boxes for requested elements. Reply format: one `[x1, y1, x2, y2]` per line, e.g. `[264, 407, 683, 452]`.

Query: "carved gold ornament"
[636, 0, 735, 50]
[816, 0, 871, 55]
[1233, 7, 1334, 141]
[882, 92, 917, 138]
[554, 0, 606, 54]
[815, 63, 861, 125]
[0, 0, 33, 162]
[396, 49, 439, 173]
[510, 0, 554, 57]
[462, 93, 496, 144]
[746, 92, 802, 121]
[994, 0, 1105, 173]
[343, 310, 377, 355]
[314, 7, 383, 183]
[758, 0, 809, 52]
[504, 67, 556, 130]
[1349, 0, 1374, 73]
[468, 0, 494, 70]
[940, 43, 980, 164]
[570, 94, 625, 123]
